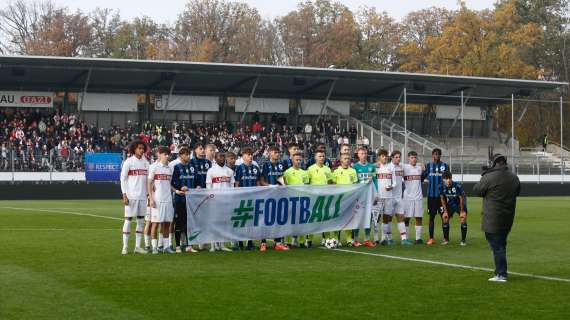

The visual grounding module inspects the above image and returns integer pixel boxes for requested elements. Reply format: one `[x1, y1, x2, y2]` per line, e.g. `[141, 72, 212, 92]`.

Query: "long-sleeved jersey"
[190, 157, 211, 188]
[171, 161, 197, 203]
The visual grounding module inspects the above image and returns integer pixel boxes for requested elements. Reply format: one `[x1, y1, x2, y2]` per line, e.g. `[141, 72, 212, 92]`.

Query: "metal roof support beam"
[224, 76, 258, 93]
[65, 69, 90, 87]
[316, 79, 337, 124]
[447, 89, 473, 137]
[77, 68, 92, 119]
[296, 79, 333, 95]
[239, 75, 260, 126]
[561, 96, 564, 184]
[366, 82, 405, 98]
[511, 93, 516, 173]
[388, 87, 407, 122]
[162, 79, 176, 123]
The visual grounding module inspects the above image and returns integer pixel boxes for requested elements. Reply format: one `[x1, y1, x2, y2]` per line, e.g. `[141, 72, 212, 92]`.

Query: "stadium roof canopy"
[0, 55, 567, 106]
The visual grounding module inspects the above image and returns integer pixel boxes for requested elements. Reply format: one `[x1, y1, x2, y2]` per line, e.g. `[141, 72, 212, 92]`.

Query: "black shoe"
[379, 240, 388, 246]
[415, 239, 424, 245]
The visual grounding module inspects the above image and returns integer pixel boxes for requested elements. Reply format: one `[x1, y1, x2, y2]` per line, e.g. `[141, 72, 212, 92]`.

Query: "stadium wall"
[0, 182, 568, 200]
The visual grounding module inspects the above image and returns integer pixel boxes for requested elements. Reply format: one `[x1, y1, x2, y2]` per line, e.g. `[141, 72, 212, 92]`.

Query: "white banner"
[0, 91, 53, 108]
[436, 105, 486, 120]
[80, 93, 138, 112]
[154, 95, 219, 111]
[186, 183, 374, 244]
[234, 97, 289, 114]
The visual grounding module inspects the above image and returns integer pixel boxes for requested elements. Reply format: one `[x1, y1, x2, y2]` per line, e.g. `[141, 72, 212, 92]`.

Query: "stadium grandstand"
[0, 55, 567, 183]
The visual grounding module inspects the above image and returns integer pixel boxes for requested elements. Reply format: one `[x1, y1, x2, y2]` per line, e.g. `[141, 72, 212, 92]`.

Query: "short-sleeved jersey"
[307, 164, 332, 185]
[234, 163, 261, 187]
[190, 157, 212, 188]
[206, 163, 235, 189]
[261, 160, 285, 185]
[332, 167, 358, 185]
[283, 167, 309, 185]
[148, 162, 173, 203]
[376, 163, 395, 198]
[440, 181, 467, 211]
[171, 161, 197, 203]
[403, 164, 423, 201]
[353, 161, 377, 187]
[282, 158, 306, 171]
[306, 158, 333, 169]
[391, 163, 404, 199]
[120, 156, 149, 200]
[424, 161, 450, 198]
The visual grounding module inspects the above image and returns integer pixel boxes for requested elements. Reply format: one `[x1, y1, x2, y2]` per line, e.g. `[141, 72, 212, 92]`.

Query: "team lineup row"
[119, 141, 468, 254]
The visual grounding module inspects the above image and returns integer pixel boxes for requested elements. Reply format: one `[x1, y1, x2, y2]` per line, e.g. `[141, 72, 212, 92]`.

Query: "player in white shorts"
[375, 149, 396, 245]
[403, 151, 425, 244]
[389, 151, 412, 245]
[120, 141, 149, 255]
[205, 152, 235, 252]
[148, 146, 175, 254]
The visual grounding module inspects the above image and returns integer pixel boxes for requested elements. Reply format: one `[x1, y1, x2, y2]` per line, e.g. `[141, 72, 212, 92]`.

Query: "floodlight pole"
[239, 76, 260, 127]
[316, 79, 337, 124]
[461, 90, 464, 183]
[404, 87, 407, 156]
[511, 93, 515, 173]
[560, 96, 565, 184]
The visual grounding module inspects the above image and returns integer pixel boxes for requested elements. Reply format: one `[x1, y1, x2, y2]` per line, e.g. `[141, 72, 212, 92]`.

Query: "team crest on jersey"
[452, 187, 456, 193]
[278, 164, 283, 170]
[440, 165, 445, 171]
[190, 167, 195, 173]
[205, 163, 210, 169]
[253, 168, 258, 174]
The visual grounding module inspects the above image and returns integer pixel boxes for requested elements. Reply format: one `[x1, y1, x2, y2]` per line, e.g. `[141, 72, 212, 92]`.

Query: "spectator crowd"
[0, 108, 369, 172]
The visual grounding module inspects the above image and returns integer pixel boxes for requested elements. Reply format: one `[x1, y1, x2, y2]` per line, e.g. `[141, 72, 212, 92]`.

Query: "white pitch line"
[0, 228, 118, 231]
[0, 206, 122, 221]
[329, 248, 570, 283]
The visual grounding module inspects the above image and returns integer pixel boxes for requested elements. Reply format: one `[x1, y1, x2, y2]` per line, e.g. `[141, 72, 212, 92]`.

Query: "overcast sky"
[44, 0, 497, 23]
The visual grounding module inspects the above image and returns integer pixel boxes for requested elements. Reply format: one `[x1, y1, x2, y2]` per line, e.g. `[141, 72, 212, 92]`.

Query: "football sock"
[144, 235, 151, 248]
[169, 233, 174, 245]
[151, 238, 158, 250]
[158, 233, 163, 247]
[461, 223, 467, 242]
[122, 219, 131, 249]
[364, 228, 371, 240]
[443, 222, 450, 241]
[381, 223, 389, 241]
[373, 223, 379, 242]
[163, 235, 171, 249]
[352, 229, 359, 242]
[135, 218, 144, 248]
[345, 230, 353, 243]
[415, 226, 422, 240]
[175, 231, 181, 247]
[397, 222, 407, 240]
[428, 216, 435, 238]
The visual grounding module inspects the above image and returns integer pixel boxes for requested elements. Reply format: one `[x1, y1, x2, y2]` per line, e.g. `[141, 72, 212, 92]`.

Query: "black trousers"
[485, 231, 509, 277]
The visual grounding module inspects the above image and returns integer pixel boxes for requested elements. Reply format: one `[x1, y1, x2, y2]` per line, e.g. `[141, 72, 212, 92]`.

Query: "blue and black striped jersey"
[423, 161, 449, 198]
[440, 181, 467, 211]
[171, 162, 197, 203]
[262, 160, 285, 185]
[190, 157, 211, 188]
[234, 163, 261, 187]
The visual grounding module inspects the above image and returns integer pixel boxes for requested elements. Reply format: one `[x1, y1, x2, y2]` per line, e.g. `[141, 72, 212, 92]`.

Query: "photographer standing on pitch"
[473, 154, 520, 282]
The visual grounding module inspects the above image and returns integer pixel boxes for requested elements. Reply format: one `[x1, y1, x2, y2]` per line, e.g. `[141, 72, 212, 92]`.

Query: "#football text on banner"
[185, 183, 374, 244]
[85, 153, 122, 182]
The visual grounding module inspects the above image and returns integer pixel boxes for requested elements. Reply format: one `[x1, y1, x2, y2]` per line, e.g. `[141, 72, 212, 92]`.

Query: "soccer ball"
[325, 238, 338, 249]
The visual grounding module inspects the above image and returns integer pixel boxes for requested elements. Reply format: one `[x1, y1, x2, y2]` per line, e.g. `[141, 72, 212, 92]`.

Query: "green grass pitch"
[0, 197, 569, 319]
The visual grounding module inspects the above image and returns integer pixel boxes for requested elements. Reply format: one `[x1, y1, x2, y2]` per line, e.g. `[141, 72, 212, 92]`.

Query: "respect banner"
[185, 183, 374, 244]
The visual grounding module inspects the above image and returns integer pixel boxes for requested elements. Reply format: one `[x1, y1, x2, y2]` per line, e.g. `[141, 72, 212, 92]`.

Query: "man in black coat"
[473, 154, 521, 282]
